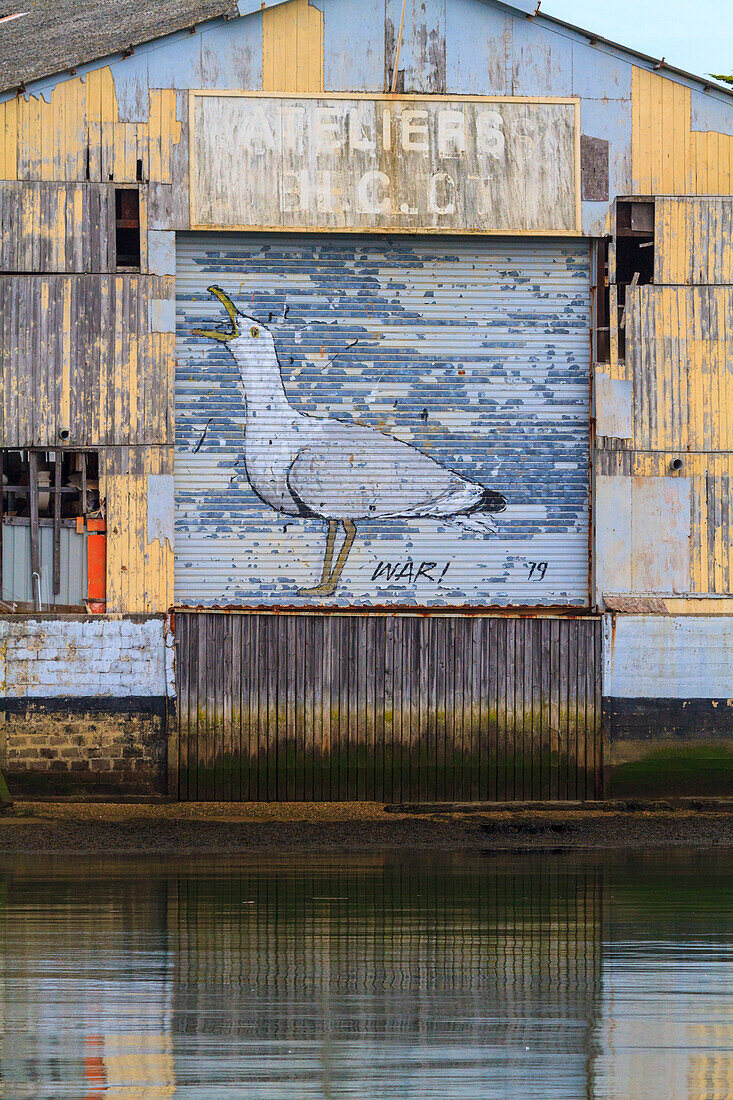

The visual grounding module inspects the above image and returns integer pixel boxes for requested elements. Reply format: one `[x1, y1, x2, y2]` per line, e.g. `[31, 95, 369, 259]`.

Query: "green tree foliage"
[711, 74, 733, 85]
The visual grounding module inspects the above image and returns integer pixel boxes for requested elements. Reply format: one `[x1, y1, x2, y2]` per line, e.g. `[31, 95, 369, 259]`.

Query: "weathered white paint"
[0, 618, 172, 698]
[189, 93, 579, 233]
[596, 476, 691, 601]
[147, 474, 175, 551]
[148, 298, 176, 333]
[595, 373, 632, 438]
[148, 230, 176, 276]
[603, 615, 733, 699]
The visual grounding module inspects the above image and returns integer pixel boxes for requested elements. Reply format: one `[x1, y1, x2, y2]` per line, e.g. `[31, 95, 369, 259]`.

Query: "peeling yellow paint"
[656, 197, 733, 283]
[621, 285, 733, 452]
[0, 69, 181, 183]
[633, 68, 733, 195]
[263, 0, 324, 93]
[663, 598, 733, 614]
[101, 449, 173, 614]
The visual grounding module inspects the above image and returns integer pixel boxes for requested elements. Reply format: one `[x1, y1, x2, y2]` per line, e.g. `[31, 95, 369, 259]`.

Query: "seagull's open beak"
[191, 285, 241, 342]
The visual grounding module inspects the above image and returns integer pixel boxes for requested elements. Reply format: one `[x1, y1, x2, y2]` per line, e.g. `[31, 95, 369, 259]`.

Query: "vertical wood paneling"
[656, 198, 733, 285]
[0, 273, 172, 447]
[632, 67, 733, 196]
[101, 445, 173, 614]
[176, 612, 603, 803]
[1, 72, 181, 184]
[623, 285, 733, 453]
[262, 0, 324, 93]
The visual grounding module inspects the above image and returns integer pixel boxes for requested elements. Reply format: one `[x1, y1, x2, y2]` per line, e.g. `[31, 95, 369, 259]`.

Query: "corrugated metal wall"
[2, 523, 87, 606]
[175, 611, 602, 802]
[175, 233, 590, 608]
[597, 196, 733, 604]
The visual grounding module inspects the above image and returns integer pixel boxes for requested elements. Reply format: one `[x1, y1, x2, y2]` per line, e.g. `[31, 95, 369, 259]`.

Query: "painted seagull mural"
[193, 286, 507, 597]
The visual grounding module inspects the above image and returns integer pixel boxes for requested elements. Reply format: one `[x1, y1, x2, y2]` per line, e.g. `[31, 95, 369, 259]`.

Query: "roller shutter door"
[175, 233, 590, 608]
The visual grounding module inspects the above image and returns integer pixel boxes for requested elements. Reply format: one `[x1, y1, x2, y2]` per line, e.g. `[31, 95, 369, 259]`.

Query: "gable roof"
[0, 0, 731, 102]
[0, 0, 242, 94]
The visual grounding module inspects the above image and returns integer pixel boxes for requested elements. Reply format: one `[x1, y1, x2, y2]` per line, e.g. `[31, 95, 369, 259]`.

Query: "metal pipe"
[390, 0, 408, 93]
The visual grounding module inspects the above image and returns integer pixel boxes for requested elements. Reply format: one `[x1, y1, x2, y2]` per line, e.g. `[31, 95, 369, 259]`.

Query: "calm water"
[0, 851, 731, 1098]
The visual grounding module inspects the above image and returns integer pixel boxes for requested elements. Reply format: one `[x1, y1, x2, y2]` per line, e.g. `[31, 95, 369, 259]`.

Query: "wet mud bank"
[0, 802, 732, 855]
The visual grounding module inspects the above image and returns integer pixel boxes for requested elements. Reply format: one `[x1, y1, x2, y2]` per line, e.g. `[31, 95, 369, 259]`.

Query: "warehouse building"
[0, 0, 730, 799]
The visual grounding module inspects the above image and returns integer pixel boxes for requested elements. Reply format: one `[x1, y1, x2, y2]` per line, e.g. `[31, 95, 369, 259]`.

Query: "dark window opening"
[115, 188, 140, 269]
[594, 237, 611, 364]
[1, 450, 102, 612]
[136, 157, 144, 182]
[615, 200, 655, 359]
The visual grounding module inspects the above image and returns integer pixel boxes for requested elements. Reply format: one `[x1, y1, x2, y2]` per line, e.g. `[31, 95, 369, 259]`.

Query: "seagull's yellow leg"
[320, 520, 356, 595]
[298, 520, 338, 596]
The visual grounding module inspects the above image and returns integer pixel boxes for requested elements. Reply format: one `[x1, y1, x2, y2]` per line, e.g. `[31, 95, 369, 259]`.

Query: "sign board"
[189, 93, 580, 234]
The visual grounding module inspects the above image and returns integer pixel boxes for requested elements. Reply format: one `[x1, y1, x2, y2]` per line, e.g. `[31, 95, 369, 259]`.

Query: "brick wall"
[0, 616, 174, 698]
[0, 615, 174, 795]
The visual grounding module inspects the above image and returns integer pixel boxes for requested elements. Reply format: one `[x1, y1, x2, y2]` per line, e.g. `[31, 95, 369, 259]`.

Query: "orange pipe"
[86, 519, 106, 613]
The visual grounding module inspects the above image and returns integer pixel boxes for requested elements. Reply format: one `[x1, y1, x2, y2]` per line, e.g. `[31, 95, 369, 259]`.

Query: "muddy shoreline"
[1, 802, 732, 855]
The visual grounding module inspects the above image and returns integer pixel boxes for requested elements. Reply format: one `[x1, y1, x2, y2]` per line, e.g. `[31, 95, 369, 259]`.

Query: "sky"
[544, 0, 733, 81]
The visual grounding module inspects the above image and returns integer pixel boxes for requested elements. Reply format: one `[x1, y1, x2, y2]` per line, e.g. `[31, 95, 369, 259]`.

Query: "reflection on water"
[0, 851, 730, 1098]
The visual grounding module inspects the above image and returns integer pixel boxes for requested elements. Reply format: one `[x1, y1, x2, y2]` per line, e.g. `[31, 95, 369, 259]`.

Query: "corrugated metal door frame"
[175, 233, 592, 610]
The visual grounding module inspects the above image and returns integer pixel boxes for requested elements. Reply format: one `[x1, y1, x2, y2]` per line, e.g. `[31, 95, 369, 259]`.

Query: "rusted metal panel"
[175, 233, 591, 608]
[175, 611, 603, 802]
[188, 92, 581, 234]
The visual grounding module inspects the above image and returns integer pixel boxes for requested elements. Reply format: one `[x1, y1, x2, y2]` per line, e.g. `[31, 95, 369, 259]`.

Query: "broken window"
[115, 188, 141, 270]
[1, 450, 104, 613]
[615, 199, 655, 359]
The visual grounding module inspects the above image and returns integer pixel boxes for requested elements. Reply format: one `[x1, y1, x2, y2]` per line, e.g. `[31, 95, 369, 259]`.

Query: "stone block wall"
[0, 615, 174, 795]
[1, 702, 167, 794]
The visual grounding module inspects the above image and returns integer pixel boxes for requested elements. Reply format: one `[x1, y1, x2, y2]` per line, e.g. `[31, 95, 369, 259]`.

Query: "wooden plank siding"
[0, 274, 172, 447]
[262, 0, 324, 93]
[175, 612, 603, 802]
[655, 198, 733, 284]
[0, 182, 119, 272]
[623, 285, 733, 454]
[632, 68, 733, 195]
[0, 72, 181, 184]
[101, 446, 174, 614]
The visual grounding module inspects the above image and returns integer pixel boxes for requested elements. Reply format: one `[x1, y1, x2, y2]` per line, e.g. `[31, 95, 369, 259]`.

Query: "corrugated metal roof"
[0, 0, 286, 94]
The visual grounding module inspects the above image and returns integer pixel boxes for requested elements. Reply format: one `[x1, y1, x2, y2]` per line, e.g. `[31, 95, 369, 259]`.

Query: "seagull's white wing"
[287, 420, 484, 520]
